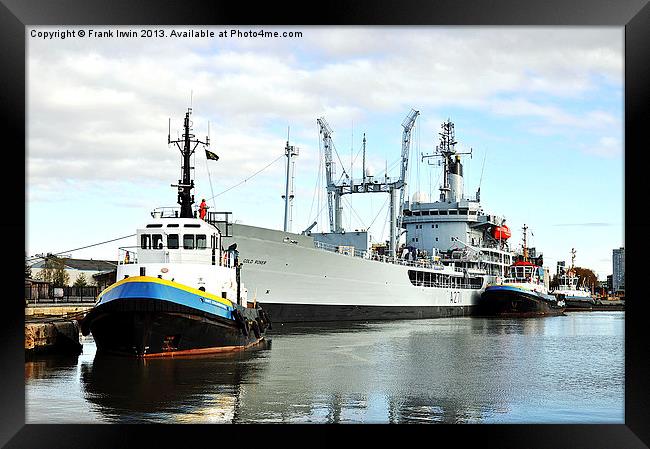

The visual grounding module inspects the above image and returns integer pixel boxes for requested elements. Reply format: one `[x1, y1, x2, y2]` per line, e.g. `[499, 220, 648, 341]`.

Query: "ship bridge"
[402, 198, 505, 251]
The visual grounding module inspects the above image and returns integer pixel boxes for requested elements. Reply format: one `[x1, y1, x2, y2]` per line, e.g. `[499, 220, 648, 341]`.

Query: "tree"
[25, 256, 32, 279]
[73, 273, 88, 288]
[35, 256, 70, 287]
[550, 267, 598, 291]
[574, 267, 598, 291]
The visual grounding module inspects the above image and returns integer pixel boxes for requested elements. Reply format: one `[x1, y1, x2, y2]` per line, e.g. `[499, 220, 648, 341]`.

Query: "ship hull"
[554, 294, 595, 311]
[258, 302, 475, 323]
[85, 301, 263, 357]
[81, 277, 268, 357]
[477, 286, 565, 317]
[223, 224, 486, 323]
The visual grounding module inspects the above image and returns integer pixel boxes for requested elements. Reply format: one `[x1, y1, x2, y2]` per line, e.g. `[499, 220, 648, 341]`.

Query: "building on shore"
[612, 247, 625, 293]
[29, 257, 117, 287]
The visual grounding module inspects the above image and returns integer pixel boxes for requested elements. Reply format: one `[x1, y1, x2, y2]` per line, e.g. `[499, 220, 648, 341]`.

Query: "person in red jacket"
[199, 198, 208, 220]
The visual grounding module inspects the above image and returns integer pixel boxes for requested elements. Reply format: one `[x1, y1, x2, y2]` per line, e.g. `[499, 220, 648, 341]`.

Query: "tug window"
[183, 234, 195, 249]
[152, 234, 163, 249]
[141, 234, 151, 249]
[167, 234, 179, 249]
[196, 234, 207, 249]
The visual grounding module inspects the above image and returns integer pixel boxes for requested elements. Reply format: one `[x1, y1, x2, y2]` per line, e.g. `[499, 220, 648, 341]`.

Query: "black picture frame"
[3, 0, 648, 447]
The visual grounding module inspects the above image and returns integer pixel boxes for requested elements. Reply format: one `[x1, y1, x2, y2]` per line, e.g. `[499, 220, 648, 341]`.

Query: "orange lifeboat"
[492, 225, 511, 240]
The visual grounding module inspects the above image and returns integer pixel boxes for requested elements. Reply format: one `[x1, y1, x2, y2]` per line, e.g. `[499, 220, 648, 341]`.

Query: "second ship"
[222, 113, 515, 322]
[477, 225, 566, 317]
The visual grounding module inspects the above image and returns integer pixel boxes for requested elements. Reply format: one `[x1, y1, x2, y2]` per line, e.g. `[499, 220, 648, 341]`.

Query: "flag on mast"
[205, 149, 219, 161]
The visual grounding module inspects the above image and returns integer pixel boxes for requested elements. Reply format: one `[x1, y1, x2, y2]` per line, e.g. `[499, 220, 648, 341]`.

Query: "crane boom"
[317, 118, 337, 232]
[395, 109, 419, 251]
[397, 109, 420, 205]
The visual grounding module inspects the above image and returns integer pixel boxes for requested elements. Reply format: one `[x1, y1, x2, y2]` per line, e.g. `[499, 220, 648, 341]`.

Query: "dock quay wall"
[25, 319, 82, 356]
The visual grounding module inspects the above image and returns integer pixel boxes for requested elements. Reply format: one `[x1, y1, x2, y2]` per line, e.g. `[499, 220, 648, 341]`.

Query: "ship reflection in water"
[25, 312, 624, 423]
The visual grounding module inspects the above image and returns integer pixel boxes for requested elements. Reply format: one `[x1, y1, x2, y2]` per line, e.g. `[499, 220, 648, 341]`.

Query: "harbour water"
[25, 311, 624, 424]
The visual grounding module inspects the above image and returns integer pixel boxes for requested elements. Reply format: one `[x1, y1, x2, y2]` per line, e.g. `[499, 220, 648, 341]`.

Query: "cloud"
[581, 136, 623, 158]
[27, 26, 623, 203]
[552, 222, 616, 227]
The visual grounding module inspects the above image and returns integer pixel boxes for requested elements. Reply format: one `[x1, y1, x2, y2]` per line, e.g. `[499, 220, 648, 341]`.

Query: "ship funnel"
[448, 154, 464, 202]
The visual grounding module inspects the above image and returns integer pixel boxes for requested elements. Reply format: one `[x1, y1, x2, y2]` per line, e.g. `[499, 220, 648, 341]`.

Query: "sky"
[26, 26, 624, 280]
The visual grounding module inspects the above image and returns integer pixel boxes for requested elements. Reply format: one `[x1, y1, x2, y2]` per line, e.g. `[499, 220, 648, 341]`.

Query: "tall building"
[612, 247, 625, 292]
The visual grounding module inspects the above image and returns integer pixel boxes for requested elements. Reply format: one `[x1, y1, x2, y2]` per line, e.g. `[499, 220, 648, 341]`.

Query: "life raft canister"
[492, 225, 511, 240]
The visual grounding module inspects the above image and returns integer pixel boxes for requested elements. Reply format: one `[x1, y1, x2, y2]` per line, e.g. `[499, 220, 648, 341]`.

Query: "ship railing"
[118, 246, 221, 265]
[311, 240, 482, 272]
[150, 207, 182, 219]
[118, 247, 140, 265]
[313, 240, 369, 258]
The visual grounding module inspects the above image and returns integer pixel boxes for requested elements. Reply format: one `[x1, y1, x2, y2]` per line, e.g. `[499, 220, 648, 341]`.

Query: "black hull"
[82, 298, 267, 357]
[256, 302, 476, 323]
[477, 288, 565, 318]
[564, 299, 595, 311]
[554, 294, 596, 311]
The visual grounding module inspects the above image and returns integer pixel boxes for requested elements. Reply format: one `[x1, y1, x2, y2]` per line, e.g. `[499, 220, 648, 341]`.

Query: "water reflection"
[80, 342, 271, 423]
[26, 313, 624, 424]
[25, 353, 80, 381]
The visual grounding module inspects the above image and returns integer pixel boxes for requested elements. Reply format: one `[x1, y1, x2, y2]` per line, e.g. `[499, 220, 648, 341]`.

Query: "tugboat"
[551, 248, 595, 310]
[80, 108, 271, 357]
[477, 224, 565, 317]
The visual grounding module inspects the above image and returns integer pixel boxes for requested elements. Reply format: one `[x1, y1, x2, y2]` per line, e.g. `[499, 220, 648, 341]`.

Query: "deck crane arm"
[317, 118, 336, 232]
[397, 109, 420, 204]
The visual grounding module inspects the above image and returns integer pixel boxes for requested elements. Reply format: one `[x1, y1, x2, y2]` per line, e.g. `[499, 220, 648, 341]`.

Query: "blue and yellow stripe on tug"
[96, 276, 235, 320]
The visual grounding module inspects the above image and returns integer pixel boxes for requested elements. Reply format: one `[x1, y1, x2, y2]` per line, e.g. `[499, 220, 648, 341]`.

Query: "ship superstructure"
[401, 120, 513, 278]
[552, 248, 595, 309]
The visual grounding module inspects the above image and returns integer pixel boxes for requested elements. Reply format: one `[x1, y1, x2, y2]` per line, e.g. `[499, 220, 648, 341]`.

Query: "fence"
[25, 285, 99, 303]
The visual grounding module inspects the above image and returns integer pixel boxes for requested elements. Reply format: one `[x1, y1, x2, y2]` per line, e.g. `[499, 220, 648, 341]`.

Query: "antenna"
[478, 150, 487, 188]
[477, 149, 487, 201]
[362, 133, 366, 186]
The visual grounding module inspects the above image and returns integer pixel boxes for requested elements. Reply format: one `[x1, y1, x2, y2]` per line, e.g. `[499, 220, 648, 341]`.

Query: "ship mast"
[422, 120, 472, 203]
[522, 224, 529, 262]
[169, 108, 209, 219]
[571, 248, 576, 269]
[568, 247, 576, 276]
[283, 129, 299, 232]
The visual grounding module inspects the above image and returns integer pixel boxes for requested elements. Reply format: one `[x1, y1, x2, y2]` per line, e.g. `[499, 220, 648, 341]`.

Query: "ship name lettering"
[242, 259, 267, 265]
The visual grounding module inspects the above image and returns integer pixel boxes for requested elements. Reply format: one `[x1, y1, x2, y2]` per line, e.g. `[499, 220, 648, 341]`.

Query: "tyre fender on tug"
[251, 319, 261, 339]
[231, 309, 249, 336]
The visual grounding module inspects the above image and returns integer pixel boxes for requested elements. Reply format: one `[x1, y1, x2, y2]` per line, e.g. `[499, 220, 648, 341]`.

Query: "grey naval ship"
[223, 112, 514, 322]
